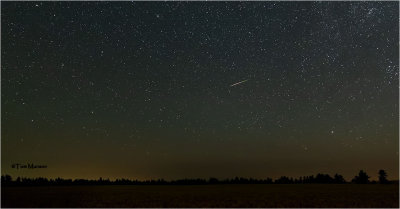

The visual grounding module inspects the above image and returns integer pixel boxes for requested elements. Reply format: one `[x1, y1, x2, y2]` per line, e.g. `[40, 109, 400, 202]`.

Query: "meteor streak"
[230, 79, 249, 87]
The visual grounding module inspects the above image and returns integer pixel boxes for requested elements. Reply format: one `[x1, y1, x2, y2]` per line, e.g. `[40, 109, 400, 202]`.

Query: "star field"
[1, 2, 398, 180]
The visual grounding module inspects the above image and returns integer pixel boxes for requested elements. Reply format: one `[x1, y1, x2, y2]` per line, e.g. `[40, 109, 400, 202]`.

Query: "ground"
[2, 184, 399, 207]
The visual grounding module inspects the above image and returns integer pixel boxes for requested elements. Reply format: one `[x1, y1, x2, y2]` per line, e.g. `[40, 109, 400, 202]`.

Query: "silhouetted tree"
[260, 177, 273, 184]
[314, 173, 334, 183]
[275, 176, 293, 184]
[0, 171, 362, 186]
[378, 169, 388, 184]
[208, 177, 219, 184]
[370, 180, 378, 184]
[333, 174, 345, 184]
[1, 175, 12, 186]
[352, 170, 370, 184]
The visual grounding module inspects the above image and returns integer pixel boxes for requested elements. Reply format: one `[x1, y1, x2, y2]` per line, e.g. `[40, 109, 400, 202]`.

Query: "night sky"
[2, 2, 399, 181]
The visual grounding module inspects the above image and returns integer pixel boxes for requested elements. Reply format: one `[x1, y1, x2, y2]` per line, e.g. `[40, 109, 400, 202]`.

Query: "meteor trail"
[230, 79, 249, 87]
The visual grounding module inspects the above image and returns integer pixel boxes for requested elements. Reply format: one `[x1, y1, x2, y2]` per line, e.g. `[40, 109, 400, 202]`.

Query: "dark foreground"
[2, 184, 399, 208]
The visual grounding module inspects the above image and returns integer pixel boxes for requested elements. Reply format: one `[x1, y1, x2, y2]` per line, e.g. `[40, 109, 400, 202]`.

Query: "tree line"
[1, 169, 396, 186]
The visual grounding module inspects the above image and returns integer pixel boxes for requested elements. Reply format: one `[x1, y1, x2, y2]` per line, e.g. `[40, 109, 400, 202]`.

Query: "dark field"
[2, 184, 399, 208]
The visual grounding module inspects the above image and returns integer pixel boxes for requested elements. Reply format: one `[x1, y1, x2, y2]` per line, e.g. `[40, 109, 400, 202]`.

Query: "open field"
[2, 184, 399, 208]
